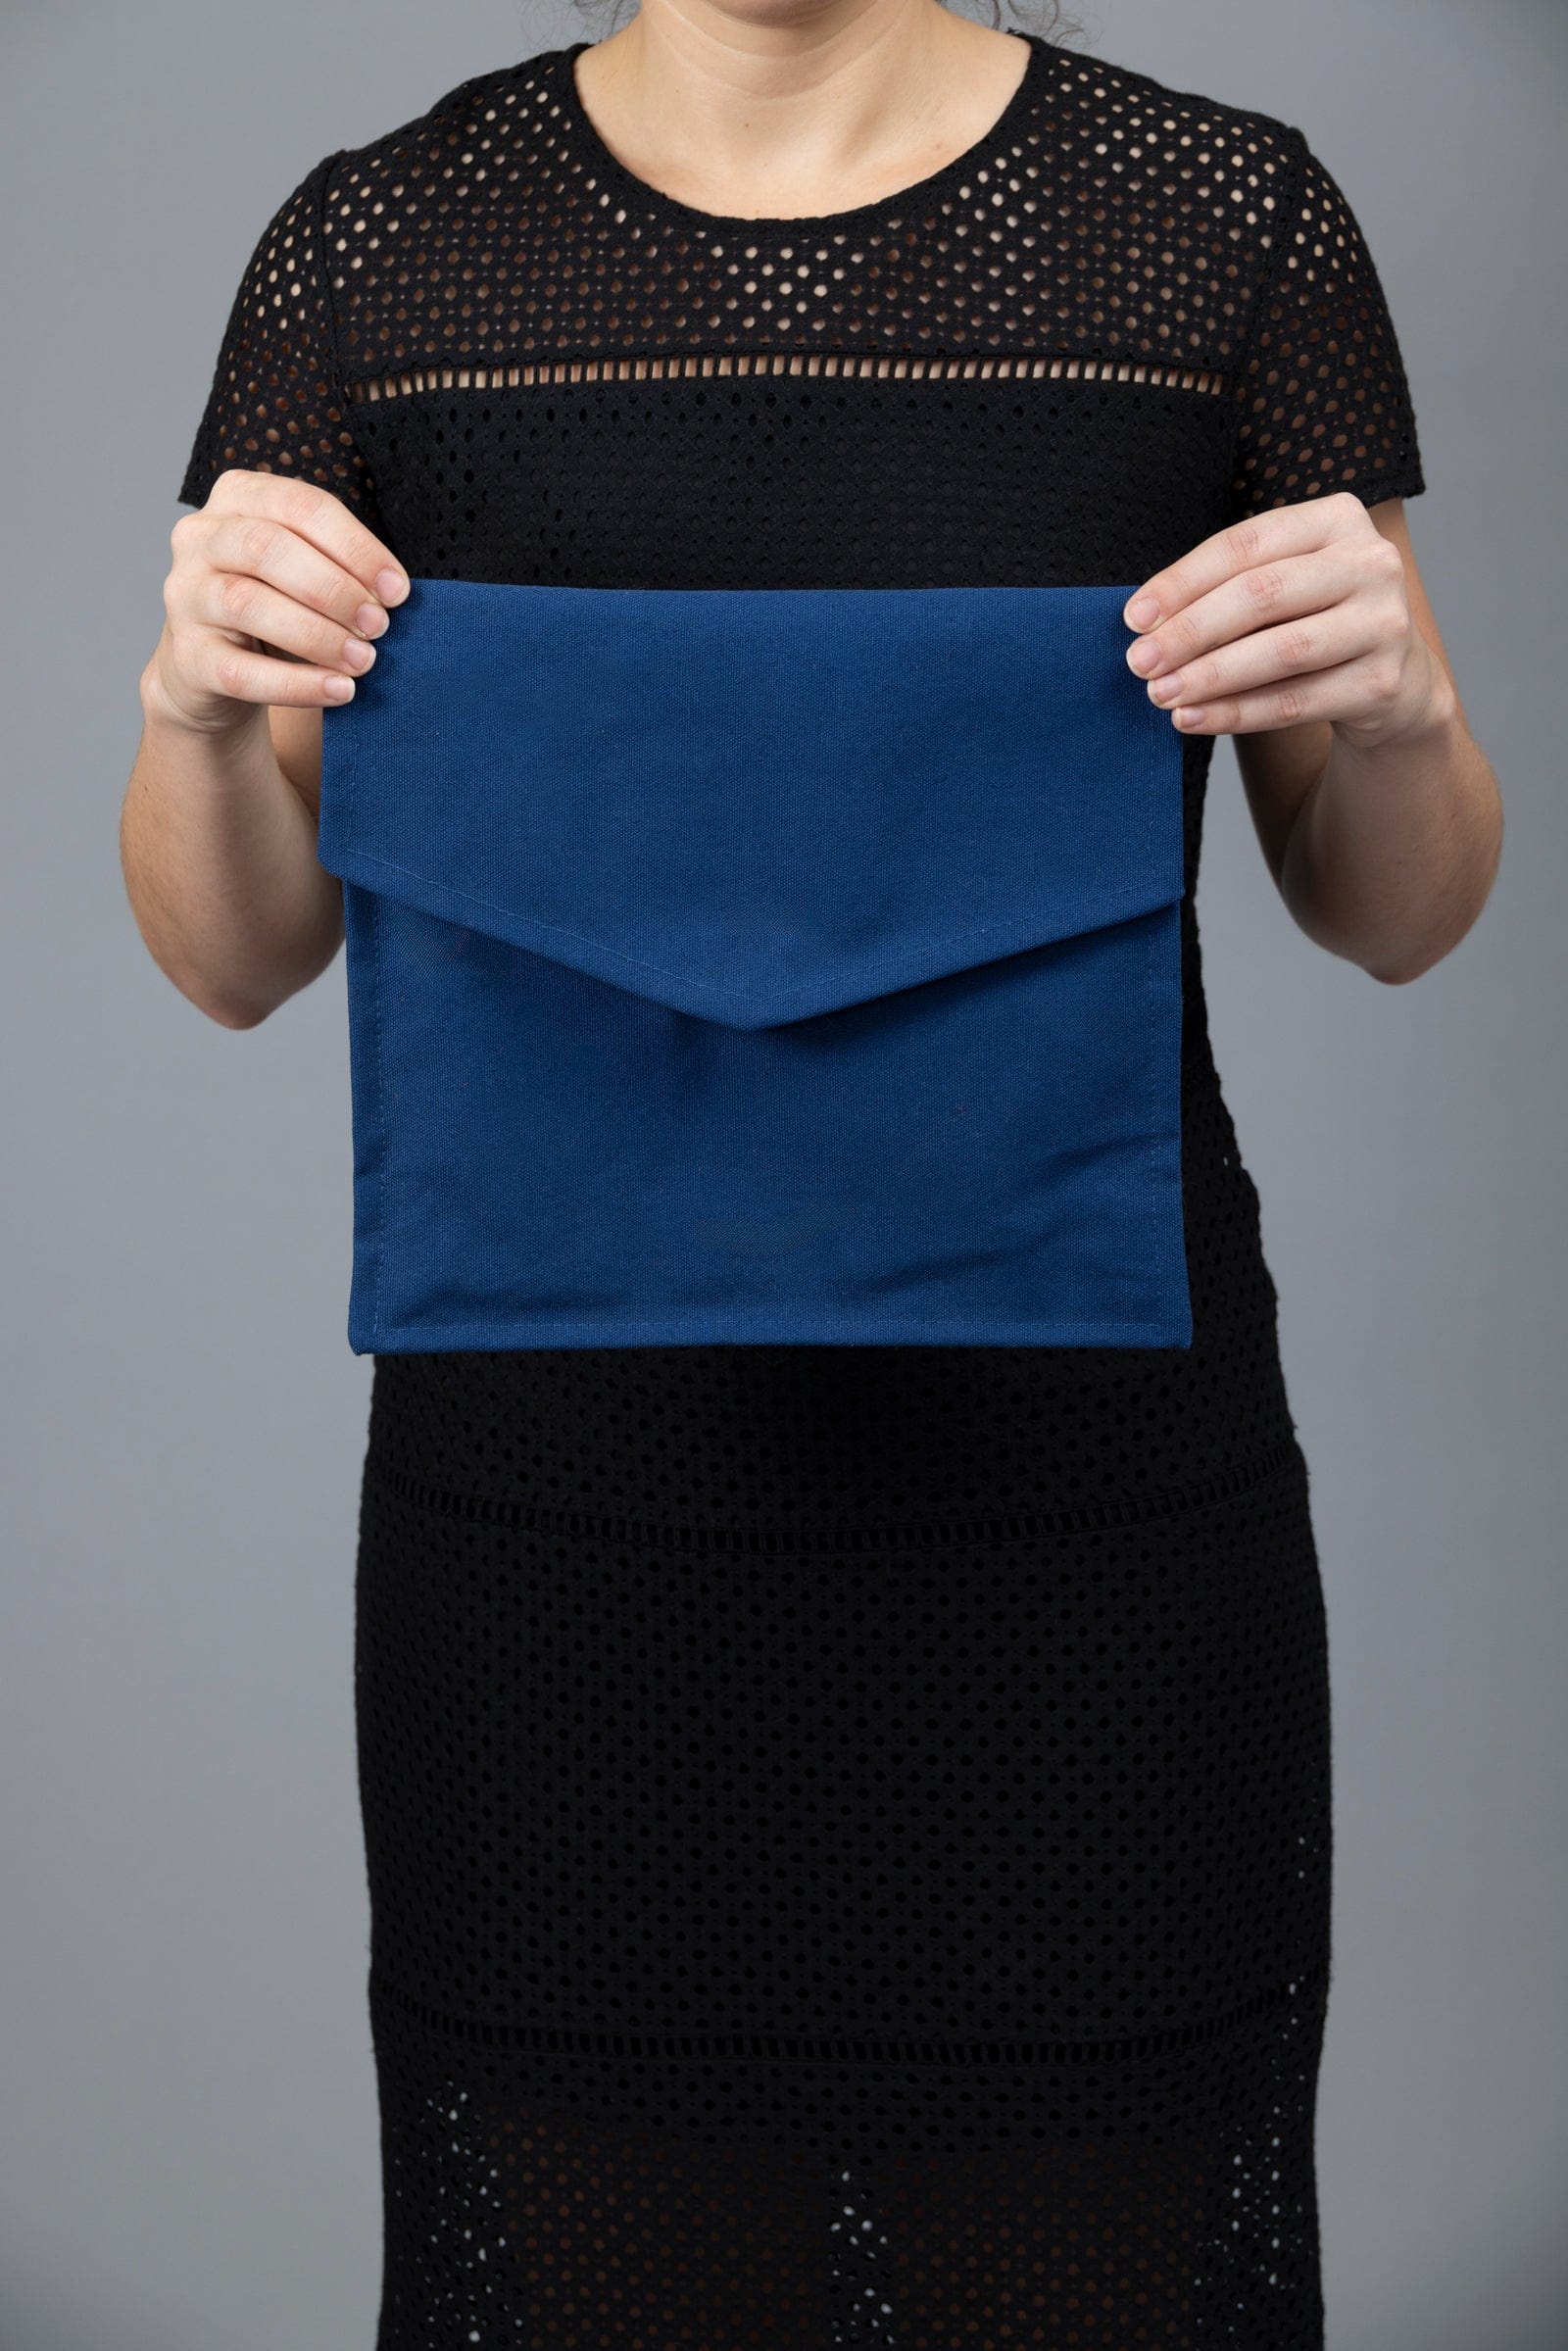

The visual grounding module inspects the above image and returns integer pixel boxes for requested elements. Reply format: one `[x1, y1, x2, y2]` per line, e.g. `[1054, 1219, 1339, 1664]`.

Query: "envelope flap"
[317, 578, 1184, 1030]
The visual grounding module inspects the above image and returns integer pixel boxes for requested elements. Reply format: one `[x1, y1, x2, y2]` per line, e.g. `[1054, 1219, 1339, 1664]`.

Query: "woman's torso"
[332, 32, 1325, 1515]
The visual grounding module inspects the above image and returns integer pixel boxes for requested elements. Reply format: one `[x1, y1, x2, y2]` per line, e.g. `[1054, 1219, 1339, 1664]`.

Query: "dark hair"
[569, 1, 1078, 43]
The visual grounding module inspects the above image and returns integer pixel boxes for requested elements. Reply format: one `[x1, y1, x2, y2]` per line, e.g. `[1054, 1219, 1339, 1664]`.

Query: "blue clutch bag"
[316, 578, 1192, 1351]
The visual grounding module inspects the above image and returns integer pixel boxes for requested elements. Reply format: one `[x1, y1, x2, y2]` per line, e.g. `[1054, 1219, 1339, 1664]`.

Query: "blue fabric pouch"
[316, 578, 1192, 1351]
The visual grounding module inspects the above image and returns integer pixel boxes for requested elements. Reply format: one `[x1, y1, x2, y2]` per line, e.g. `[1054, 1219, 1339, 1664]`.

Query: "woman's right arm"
[121, 469, 409, 1029]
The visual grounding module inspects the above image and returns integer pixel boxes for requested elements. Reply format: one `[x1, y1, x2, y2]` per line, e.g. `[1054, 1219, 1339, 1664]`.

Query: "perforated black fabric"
[176, 32, 1425, 529]
[176, 30, 1427, 2347]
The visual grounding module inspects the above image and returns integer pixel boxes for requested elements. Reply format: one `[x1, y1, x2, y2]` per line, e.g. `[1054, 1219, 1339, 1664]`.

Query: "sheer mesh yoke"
[175, 31, 1427, 2349]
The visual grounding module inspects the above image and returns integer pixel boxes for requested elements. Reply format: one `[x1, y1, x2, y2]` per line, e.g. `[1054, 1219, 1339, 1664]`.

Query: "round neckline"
[556, 32, 1053, 235]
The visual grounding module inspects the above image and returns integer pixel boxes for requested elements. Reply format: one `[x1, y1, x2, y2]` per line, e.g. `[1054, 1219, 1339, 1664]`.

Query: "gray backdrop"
[2, 1, 1563, 2344]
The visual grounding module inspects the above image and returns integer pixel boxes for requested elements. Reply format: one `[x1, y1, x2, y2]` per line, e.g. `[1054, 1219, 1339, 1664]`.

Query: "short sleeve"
[1227, 134, 1427, 522]
[175, 150, 382, 527]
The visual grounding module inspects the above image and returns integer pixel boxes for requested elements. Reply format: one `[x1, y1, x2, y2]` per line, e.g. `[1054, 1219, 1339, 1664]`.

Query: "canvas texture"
[316, 578, 1192, 1350]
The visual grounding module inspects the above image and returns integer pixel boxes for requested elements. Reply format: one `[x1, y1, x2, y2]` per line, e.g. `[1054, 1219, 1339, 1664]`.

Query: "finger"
[189, 630, 360, 710]
[1126, 540, 1369, 683]
[1122, 489, 1369, 633]
[1140, 599, 1383, 714]
[200, 510, 395, 642]
[1160, 652, 1396, 738]
[204, 468, 409, 606]
[190, 567, 379, 679]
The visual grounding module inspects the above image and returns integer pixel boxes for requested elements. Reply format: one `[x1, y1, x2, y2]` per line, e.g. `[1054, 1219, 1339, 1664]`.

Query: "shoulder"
[313, 46, 574, 199]
[1036, 37, 1314, 261]
[1041, 36, 1305, 157]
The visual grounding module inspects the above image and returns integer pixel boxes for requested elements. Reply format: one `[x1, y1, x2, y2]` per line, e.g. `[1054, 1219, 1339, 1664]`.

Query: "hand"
[1121, 490, 1441, 750]
[143, 470, 409, 736]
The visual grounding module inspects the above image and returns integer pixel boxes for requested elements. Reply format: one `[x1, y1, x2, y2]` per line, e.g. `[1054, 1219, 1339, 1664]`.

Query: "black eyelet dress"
[177, 34, 1426, 2346]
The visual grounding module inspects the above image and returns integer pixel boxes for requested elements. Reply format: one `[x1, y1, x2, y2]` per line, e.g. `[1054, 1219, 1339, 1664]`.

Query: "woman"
[122, 0, 1500, 2341]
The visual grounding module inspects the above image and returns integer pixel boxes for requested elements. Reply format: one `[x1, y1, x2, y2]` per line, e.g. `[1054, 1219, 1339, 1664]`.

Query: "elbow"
[125, 912, 281, 1028]
[172, 966, 278, 1030]
[1364, 808, 1504, 989]
[171, 937, 333, 1028]
[1364, 943, 1439, 987]
[1360, 915, 1473, 985]
[201, 994, 273, 1031]
[1361, 897, 1492, 987]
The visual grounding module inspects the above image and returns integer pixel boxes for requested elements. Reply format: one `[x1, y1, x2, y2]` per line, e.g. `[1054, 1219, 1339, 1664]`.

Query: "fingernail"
[376, 569, 409, 604]
[355, 603, 389, 638]
[1173, 704, 1206, 727]
[1126, 638, 1161, 675]
[1148, 671, 1182, 705]
[324, 674, 355, 702]
[1125, 593, 1159, 628]
[342, 637, 376, 672]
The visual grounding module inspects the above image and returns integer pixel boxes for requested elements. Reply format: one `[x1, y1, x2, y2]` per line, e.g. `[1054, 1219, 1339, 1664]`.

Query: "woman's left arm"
[1122, 491, 1502, 984]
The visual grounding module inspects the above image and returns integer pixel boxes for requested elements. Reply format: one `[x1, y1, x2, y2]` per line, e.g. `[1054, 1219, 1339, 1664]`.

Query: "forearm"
[1278, 649, 1502, 986]
[122, 638, 344, 1028]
